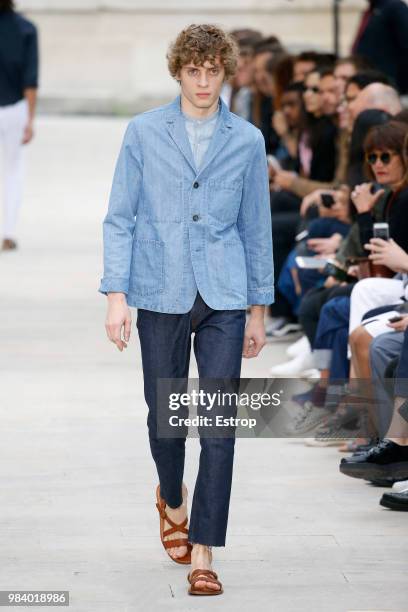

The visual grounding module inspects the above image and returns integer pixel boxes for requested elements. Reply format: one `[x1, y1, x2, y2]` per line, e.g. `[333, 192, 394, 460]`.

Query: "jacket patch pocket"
[207, 178, 243, 225]
[144, 177, 183, 223]
[130, 238, 165, 295]
[224, 239, 247, 296]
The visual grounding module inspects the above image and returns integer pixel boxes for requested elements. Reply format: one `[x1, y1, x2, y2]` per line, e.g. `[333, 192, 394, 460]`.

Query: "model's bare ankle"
[191, 544, 213, 563]
[192, 544, 210, 553]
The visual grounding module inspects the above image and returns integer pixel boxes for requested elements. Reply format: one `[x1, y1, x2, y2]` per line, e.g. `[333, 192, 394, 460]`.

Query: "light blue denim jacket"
[99, 95, 274, 313]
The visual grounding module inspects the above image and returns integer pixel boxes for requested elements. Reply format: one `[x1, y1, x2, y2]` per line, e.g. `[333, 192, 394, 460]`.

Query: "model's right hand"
[105, 293, 132, 351]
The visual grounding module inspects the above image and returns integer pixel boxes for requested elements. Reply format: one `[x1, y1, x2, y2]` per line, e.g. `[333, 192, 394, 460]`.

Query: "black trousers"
[298, 284, 354, 346]
[270, 190, 301, 318]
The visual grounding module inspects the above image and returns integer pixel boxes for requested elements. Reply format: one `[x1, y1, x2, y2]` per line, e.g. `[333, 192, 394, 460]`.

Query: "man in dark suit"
[351, 0, 408, 94]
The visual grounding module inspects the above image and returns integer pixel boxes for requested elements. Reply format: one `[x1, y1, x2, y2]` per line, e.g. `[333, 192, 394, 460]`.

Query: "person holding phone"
[351, 120, 408, 256]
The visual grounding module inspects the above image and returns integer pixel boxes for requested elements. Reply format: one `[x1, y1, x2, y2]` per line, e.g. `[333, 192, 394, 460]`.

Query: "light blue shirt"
[183, 106, 220, 170]
[99, 95, 274, 313]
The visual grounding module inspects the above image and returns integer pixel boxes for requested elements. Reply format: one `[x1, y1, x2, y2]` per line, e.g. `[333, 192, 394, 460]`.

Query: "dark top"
[357, 186, 408, 254]
[0, 10, 39, 106]
[302, 114, 338, 183]
[250, 94, 280, 155]
[353, 0, 408, 94]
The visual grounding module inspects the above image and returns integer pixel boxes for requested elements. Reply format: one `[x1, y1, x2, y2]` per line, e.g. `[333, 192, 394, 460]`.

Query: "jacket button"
[193, 181, 199, 188]
[192, 214, 200, 221]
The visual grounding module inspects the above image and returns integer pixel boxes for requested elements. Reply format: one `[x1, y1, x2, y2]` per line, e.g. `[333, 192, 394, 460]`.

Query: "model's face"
[367, 149, 404, 186]
[293, 60, 316, 83]
[281, 91, 302, 128]
[303, 71, 321, 115]
[178, 58, 225, 111]
[334, 62, 357, 97]
[319, 74, 339, 115]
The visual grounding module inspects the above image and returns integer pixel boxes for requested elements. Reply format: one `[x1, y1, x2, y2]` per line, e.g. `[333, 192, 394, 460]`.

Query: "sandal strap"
[189, 569, 219, 585]
[156, 502, 189, 533]
[163, 537, 190, 549]
[162, 514, 188, 532]
[163, 524, 189, 537]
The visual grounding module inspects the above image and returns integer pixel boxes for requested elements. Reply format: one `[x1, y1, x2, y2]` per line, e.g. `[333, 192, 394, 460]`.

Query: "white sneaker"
[286, 335, 310, 359]
[392, 479, 408, 493]
[286, 401, 331, 435]
[269, 351, 315, 377]
[305, 431, 353, 447]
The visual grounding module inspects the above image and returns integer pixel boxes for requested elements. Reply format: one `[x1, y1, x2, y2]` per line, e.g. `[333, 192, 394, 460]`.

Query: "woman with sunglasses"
[351, 120, 408, 254]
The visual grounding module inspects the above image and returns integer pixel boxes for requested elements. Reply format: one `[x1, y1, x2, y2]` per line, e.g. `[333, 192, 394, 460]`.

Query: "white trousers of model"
[0, 99, 29, 239]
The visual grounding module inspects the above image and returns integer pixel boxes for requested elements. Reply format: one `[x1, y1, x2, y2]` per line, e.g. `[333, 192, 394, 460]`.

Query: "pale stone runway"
[0, 116, 407, 612]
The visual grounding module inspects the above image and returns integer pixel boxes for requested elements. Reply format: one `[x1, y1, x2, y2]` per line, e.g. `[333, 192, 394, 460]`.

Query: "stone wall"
[16, 0, 367, 114]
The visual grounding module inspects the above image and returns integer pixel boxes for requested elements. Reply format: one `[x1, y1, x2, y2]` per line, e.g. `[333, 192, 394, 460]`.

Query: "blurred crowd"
[223, 5, 408, 511]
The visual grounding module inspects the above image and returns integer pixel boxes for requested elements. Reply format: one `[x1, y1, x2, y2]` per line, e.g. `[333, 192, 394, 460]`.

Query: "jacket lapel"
[164, 95, 233, 177]
[164, 97, 197, 173]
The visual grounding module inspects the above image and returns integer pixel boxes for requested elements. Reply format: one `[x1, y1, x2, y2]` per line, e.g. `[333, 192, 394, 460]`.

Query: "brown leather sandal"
[155, 484, 192, 565]
[187, 569, 224, 596]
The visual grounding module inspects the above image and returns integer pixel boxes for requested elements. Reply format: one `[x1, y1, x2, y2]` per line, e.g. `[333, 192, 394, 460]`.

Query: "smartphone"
[295, 229, 309, 242]
[323, 262, 356, 283]
[296, 256, 328, 269]
[373, 222, 390, 241]
[370, 183, 383, 194]
[321, 193, 335, 209]
[388, 315, 403, 323]
[266, 155, 282, 172]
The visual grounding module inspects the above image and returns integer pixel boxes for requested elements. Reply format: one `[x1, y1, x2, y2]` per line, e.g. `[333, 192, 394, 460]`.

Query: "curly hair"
[167, 24, 239, 81]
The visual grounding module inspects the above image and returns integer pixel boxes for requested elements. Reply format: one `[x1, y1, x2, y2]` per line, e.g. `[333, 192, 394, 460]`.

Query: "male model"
[99, 24, 274, 596]
[0, 0, 38, 251]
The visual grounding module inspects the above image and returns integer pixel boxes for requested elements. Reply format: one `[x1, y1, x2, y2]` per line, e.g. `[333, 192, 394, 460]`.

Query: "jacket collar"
[164, 94, 233, 177]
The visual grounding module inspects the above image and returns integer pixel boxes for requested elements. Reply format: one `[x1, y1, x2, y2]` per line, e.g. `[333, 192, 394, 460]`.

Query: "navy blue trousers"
[136, 291, 246, 546]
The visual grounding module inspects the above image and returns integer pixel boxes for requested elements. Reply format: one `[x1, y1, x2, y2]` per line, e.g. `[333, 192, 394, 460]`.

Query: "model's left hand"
[243, 316, 266, 358]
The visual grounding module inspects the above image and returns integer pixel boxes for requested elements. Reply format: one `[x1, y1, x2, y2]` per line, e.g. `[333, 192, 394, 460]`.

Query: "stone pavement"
[0, 116, 407, 612]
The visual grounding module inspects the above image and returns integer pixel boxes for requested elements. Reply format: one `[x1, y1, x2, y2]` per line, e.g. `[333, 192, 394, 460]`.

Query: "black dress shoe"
[369, 478, 397, 487]
[339, 439, 408, 481]
[380, 490, 408, 511]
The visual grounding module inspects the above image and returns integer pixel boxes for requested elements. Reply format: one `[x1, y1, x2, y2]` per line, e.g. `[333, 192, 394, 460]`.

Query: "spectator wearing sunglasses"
[351, 120, 408, 256]
[273, 68, 338, 195]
